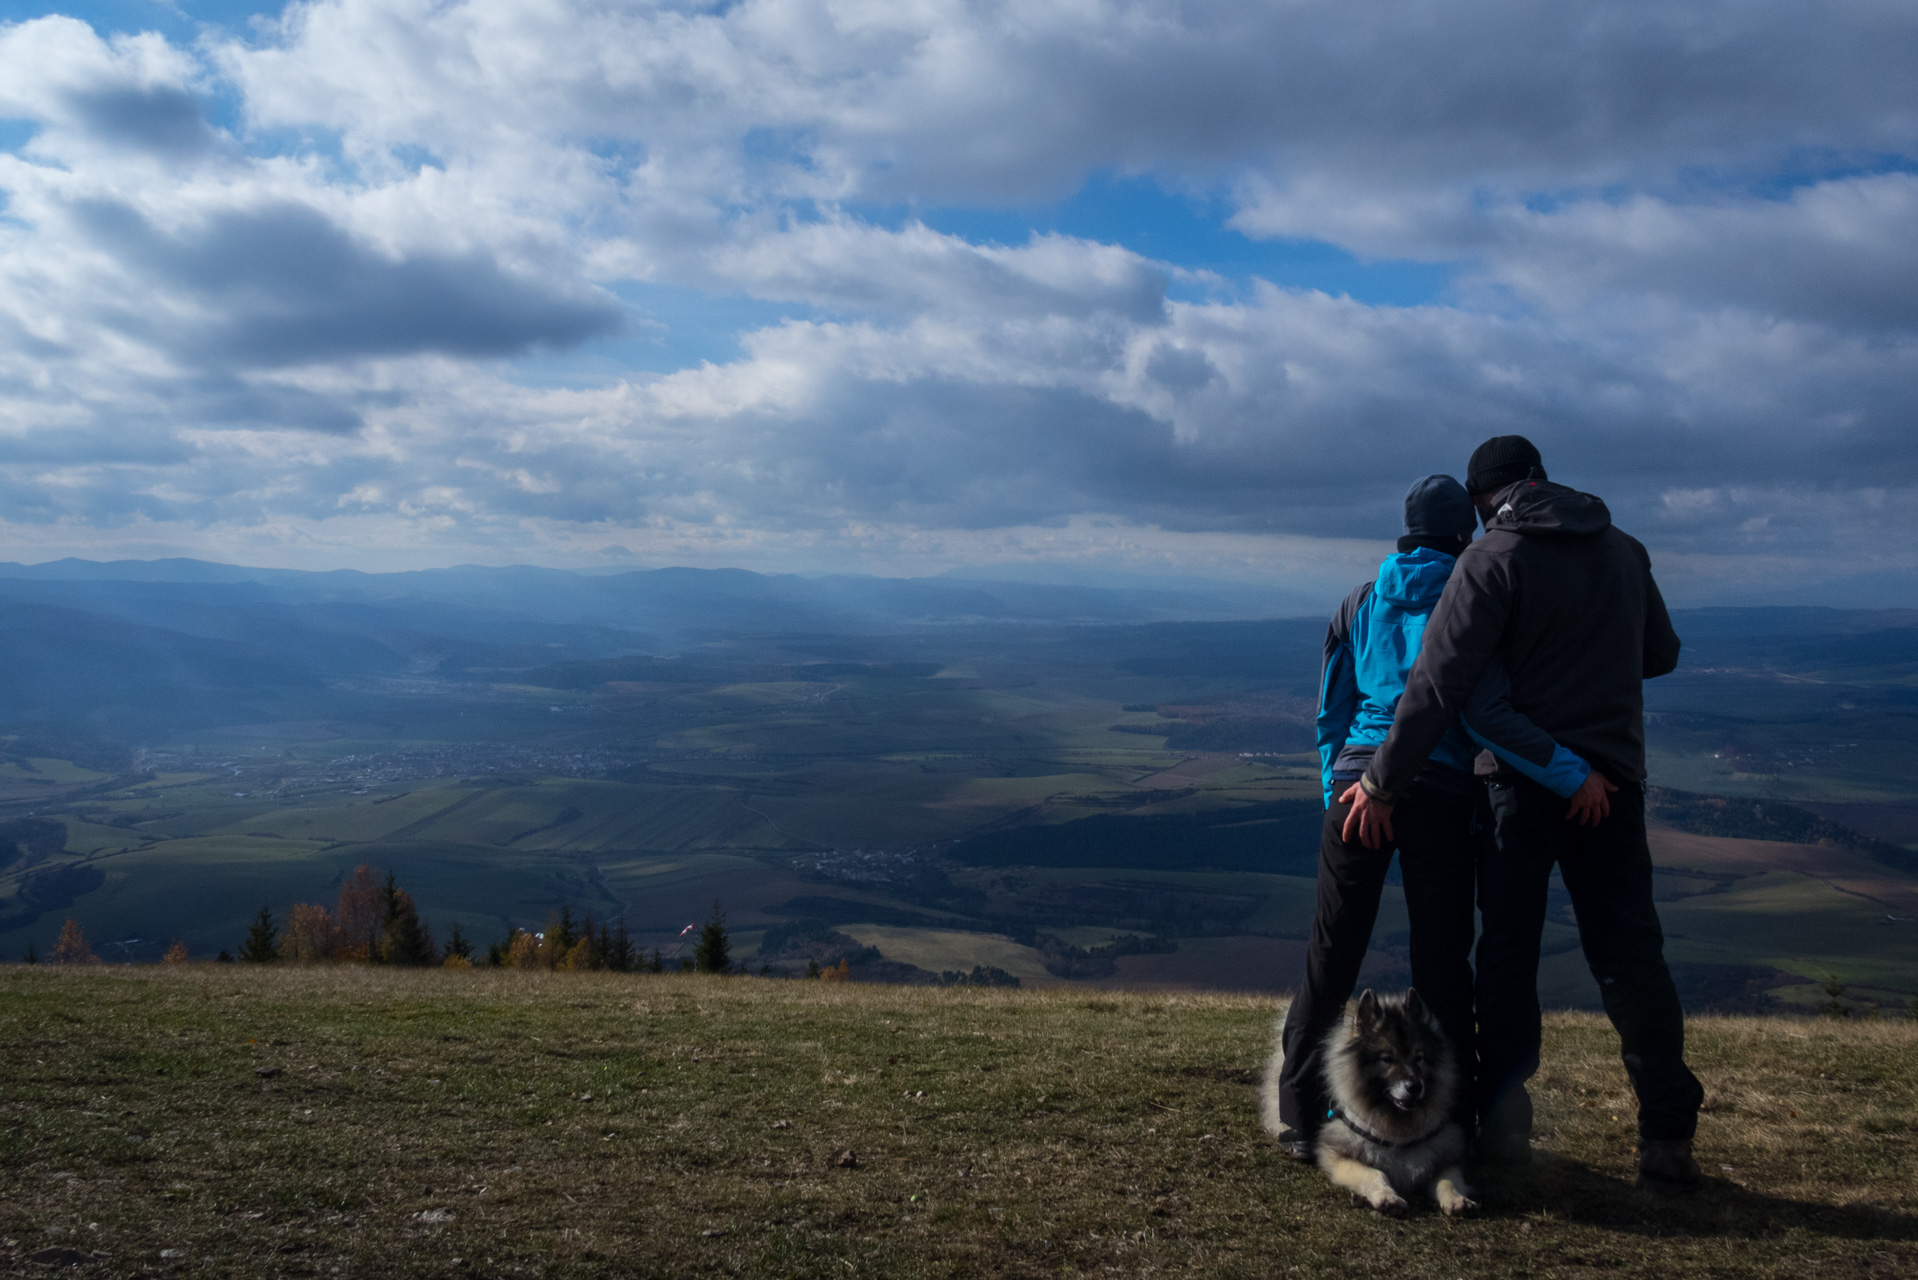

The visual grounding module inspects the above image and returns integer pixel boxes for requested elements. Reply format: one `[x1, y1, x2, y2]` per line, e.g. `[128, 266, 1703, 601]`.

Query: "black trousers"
[1477, 776, 1704, 1143]
[1276, 784, 1477, 1137]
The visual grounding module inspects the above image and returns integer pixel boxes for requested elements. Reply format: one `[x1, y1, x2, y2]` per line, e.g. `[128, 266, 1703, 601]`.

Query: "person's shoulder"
[1600, 525, 1654, 566]
[1457, 531, 1520, 570]
[1330, 579, 1373, 631]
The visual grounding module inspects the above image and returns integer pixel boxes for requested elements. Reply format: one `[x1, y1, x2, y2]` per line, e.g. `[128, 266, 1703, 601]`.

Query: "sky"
[0, 0, 1914, 607]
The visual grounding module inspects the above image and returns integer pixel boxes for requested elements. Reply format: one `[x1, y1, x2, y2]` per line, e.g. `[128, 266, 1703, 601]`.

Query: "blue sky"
[0, 0, 1913, 604]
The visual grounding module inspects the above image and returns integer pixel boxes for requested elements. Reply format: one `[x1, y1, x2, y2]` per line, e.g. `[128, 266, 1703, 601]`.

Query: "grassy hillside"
[2, 967, 1914, 1279]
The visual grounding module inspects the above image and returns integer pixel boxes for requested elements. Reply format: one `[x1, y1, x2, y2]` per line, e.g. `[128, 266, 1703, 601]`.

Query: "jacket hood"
[1486, 479, 1612, 537]
[1374, 546, 1455, 610]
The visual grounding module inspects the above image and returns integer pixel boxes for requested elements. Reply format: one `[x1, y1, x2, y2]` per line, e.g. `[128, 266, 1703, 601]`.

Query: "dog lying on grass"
[1261, 988, 1477, 1217]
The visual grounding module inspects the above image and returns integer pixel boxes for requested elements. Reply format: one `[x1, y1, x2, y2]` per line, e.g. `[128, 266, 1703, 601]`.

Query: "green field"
[5, 609, 1918, 1010]
[3, 967, 1914, 1279]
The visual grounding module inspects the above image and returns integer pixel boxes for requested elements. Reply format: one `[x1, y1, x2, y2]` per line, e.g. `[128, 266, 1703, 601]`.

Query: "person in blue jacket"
[1272, 475, 1595, 1156]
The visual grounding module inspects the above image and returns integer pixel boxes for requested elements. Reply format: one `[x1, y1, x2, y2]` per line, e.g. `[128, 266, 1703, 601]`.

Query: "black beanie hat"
[1466, 435, 1545, 495]
[1403, 475, 1477, 541]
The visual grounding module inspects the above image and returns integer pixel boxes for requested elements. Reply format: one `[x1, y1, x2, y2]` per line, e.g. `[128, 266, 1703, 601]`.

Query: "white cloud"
[0, 0, 1912, 604]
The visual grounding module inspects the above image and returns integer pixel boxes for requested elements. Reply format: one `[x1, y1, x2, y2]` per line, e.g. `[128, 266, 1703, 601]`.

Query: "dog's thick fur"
[1260, 989, 1477, 1216]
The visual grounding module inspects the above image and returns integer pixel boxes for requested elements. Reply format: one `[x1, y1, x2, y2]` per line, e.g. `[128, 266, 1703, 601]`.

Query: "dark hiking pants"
[1276, 783, 1477, 1138]
[1477, 776, 1704, 1144]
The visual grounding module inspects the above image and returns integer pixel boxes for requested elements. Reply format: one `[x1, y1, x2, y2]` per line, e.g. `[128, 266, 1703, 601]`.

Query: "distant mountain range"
[2, 556, 1915, 747]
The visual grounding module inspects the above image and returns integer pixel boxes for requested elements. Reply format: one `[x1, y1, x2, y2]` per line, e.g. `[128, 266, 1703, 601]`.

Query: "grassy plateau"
[3, 967, 1915, 1279]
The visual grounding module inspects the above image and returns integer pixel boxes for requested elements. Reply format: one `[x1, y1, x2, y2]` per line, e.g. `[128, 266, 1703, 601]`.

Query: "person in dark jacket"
[1273, 474, 1596, 1157]
[1343, 436, 1704, 1188]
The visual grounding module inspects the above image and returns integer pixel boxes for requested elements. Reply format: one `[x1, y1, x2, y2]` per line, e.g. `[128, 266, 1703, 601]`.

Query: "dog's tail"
[1258, 1002, 1288, 1137]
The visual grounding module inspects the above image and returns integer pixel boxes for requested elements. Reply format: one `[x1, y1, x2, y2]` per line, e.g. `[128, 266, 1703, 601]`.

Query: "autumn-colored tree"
[508, 930, 540, 969]
[556, 937, 593, 971]
[162, 939, 189, 965]
[579, 911, 602, 969]
[48, 918, 98, 965]
[335, 864, 384, 959]
[819, 958, 851, 982]
[442, 952, 473, 970]
[545, 908, 578, 963]
[282, 904, 342, 963]
[239, 907, 280, 963]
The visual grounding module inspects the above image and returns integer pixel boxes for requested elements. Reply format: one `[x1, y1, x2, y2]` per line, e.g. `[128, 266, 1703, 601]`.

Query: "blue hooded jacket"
[1318, 547, 1590, 805]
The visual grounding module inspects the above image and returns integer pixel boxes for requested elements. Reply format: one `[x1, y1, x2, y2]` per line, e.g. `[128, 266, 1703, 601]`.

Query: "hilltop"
[2, 967, 1913, 1278]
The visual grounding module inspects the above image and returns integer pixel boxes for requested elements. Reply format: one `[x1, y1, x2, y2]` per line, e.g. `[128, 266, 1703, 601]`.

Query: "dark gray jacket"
[1361, 479, 1680, 800]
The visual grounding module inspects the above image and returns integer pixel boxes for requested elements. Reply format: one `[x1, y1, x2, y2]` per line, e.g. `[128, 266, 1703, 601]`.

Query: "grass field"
[3, 967, 1915, 1279]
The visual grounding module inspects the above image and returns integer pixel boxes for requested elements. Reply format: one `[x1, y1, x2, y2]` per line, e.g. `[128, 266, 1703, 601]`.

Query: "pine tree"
[378, 880, 437, 967]
[805, 957, 821, 979]
[694, 900, 730, 974]
[486, 930, 516, 967]
[22, 943, 37, 964]
[607, 919, 635, 973]
[647, 948, 664, 974]
[239, 907, 280, 963]
[443, 922, 473, 961]
[549, 907, 578, 958]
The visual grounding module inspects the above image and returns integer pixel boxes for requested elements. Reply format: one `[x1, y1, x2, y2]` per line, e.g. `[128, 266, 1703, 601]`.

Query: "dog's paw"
[1369, 1192, 1411, 1218]
[1438, 1192, 1478, 1217]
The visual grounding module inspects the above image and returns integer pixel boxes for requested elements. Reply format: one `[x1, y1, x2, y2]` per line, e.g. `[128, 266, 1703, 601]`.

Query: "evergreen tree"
[443, 922, 473, 961]
[607, 919, 635, 973]
[486, 930, 516, 967]
[805, 957, 821, 979]
[239, 907, 280, 963]
[694, 900, 730, 974]
[378, 878, 437, 966]
[647, 948, 664, 974]
[548, 906, 578, 957]
[22, 943, 36, 964]
[586, 916, 608, 971]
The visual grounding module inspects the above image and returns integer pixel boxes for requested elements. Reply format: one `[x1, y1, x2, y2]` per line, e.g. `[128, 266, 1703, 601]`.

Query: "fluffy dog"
[1260, 988, 1476, 1216]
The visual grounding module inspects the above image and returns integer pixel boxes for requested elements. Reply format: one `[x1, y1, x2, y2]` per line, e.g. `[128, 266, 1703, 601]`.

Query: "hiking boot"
[1636, 1139, 1703, 1191]
[1273, 1128, 1315, 1162]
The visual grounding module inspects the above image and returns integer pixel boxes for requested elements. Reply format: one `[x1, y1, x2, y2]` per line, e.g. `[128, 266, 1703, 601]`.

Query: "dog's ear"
[1404, 988, 1428, 1024]
[1355, 989, 1379, 1032]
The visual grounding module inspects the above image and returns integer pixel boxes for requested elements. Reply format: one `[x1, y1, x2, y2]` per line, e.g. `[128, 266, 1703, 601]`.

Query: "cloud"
[0, 0, 1911, 604]
[71, 197, 624, 367]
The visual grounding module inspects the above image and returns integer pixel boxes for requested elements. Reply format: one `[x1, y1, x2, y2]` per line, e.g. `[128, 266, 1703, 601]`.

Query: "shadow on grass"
[1479, 1152, 1918, 1243]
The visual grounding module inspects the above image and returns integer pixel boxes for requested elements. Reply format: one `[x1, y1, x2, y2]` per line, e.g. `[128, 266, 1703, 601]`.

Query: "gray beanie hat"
[1403, 474, 1477, 541]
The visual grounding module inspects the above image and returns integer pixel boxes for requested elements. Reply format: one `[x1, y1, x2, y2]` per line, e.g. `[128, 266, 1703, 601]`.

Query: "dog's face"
[1343, 989, 1445, 1114]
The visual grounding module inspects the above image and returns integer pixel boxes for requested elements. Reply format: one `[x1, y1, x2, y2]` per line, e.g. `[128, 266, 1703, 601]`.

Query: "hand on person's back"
[1565, 770, 1618, 826]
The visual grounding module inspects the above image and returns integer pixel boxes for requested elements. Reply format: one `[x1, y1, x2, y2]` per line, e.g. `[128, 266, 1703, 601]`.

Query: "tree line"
[19, 870, 740, 975]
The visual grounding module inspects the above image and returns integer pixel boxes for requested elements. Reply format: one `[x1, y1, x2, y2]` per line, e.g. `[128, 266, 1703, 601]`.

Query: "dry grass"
[1, 967, 1914, 1279]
